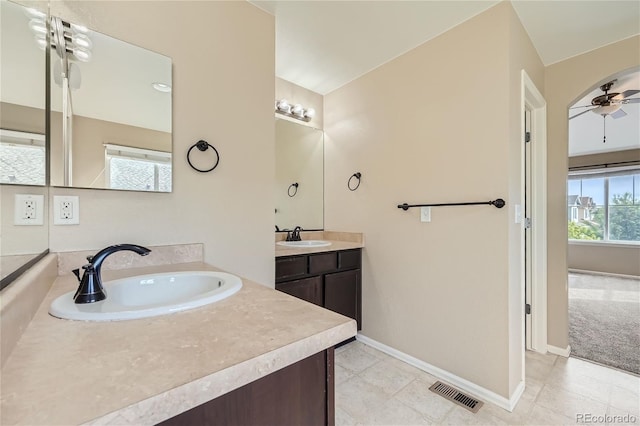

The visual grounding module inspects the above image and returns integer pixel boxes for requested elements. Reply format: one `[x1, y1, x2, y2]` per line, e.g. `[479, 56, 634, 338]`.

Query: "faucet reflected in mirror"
[72, 244, 151, 304]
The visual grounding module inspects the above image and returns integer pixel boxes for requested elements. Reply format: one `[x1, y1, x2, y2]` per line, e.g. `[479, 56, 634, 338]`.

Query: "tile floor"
[335, 340, 640, 425]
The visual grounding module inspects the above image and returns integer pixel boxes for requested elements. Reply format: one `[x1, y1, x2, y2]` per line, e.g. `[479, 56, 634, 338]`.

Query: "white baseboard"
[356, 334, 523, 412]
[569, 269, 639, 280]
[547, 344, 571, 357]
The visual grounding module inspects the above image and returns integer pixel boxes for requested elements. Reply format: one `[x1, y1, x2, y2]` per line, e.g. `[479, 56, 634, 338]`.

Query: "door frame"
[521, 70, 548, 354]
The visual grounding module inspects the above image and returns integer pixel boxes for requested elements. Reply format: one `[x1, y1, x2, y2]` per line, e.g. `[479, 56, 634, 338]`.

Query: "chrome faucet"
[72, 244, 151, 304]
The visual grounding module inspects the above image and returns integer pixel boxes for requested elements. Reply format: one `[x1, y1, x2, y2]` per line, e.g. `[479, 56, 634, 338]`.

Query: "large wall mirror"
[1, 0, 49, 290]
[275, 119, 324, 231]
[49, 14, 172, 192]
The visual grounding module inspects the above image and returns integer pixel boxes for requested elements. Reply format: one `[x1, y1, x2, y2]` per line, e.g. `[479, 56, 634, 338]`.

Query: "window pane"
[158, 163, 172, 192]
[110, 157, 155, 191]
[581, 177, 605, 205]
[609, 205, 640, 241]
[0, 144, 46, 185]
[568, 180, 581, 198]
[609, 175, 635, 205]
[568, 177, 604, 241]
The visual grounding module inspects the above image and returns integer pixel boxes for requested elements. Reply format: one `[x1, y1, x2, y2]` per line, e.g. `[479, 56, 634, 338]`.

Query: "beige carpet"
[569, 272, 640, 375]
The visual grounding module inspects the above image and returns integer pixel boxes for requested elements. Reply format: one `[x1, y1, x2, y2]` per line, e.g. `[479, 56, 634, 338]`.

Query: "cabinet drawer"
[338, 249, 361, 270]
[309, 252, 338, 274]
[276, 276, 323, 306]
[276, 256, 307, 281]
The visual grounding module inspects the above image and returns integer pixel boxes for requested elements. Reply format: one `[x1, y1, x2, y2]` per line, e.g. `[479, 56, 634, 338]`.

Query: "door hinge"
[524, 218, 532, 229]
[525, 132, 531, 143]
[525, 303, 531, 315]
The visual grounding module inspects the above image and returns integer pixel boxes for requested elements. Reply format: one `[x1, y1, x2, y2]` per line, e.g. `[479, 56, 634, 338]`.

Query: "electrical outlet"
[14, 194, 44, 225]
[420, 207, 431, 223]
[54, 195, 80, 225]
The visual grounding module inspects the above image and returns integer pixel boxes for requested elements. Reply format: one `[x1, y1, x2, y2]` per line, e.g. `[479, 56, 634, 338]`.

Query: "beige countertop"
[0, 262, 356, 425]
[275, 231, 364, 257]
[275, 240, 364, 257]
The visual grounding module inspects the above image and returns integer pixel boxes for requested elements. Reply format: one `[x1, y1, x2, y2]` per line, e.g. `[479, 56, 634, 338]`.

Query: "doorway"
[521, 70, 548, 355]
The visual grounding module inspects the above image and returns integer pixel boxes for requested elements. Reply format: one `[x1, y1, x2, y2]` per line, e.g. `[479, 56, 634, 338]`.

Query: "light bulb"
[25, 7, 46, 19]
[152, 82, 172, 93]
[71, 23, 88, 34]
[73, 47, 91, 62]
[291, 104, 304, 116]
[72, 33, 92, 49]
[277, 99, 290, 113]
[28, 18, 47, 34]
[304, 108, 316, 119]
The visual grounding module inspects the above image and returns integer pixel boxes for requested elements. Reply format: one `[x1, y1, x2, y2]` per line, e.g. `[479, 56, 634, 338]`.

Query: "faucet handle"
[71, 268, 81, 282]
[86, 255, 94, 262]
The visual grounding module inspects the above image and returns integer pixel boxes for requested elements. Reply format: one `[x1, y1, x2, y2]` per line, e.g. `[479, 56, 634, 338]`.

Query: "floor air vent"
[428, 381, 483, 413]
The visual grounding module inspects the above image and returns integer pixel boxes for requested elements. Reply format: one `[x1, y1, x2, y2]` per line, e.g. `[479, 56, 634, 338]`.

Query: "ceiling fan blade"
[569, 108, 596, 120]
[621, 98, 640, 104]
[610, 109, 627, 119]
[612, 89, 640, 100]
[570, 104, 595, 109]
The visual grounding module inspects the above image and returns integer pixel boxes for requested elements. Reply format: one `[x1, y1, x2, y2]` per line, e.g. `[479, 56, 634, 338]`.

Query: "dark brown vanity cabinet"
[276, 249, 362, 329]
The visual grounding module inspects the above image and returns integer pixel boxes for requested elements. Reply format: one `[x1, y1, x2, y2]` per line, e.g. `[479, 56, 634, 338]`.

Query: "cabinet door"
[276, 276, 323, 306]
[325, 270, 360, 328]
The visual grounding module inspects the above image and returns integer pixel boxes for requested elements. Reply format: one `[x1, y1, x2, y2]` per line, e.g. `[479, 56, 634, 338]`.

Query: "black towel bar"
[397, 198, 506, 210]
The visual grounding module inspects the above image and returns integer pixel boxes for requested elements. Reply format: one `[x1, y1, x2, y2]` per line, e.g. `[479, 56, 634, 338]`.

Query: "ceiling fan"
[569, 79, 640, 142]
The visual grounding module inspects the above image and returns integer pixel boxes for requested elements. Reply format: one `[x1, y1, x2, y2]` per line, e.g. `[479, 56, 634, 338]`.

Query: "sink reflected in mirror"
[277, 240, 332, 248]
[49, 271, 242, 321]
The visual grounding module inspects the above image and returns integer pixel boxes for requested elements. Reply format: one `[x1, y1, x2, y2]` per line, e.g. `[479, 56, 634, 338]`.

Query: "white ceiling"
[251, 0, 640, 95]
[568, 70, 640, 157]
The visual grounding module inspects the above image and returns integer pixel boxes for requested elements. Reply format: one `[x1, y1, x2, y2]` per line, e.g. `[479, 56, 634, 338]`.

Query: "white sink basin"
[277, 240, 332, 248]
[49, 271, 242, 321]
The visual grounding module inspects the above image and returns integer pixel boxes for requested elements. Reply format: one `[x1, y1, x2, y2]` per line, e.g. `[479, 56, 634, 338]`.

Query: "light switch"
[420, 207, 431, 223]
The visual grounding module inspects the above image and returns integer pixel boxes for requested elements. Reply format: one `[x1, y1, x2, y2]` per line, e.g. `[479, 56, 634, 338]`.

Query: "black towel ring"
[187, 140, 220, 173]
[348, 172, 362, 191]
[288, 182, 299, 197]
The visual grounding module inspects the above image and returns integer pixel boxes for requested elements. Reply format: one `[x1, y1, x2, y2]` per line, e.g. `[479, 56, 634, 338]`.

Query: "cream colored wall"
[568, 149, 640, 168]
[545, 35, 640, 349]
[0, 102, 45, 134]
[506, 4, 545, 394]
[325, 2, 542, 398]
[50, 114, 171, 189]
[568, 243, 640, 276]
[47, 1, 275, 286]
[567, 148, 640, 276]
[276, 77, 324, 129]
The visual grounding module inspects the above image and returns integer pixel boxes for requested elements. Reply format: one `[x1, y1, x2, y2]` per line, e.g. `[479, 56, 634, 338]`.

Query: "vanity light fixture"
[275, 99, 315, 122]
[28, 16, 94, 64]
[152, 82, 172, 93]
